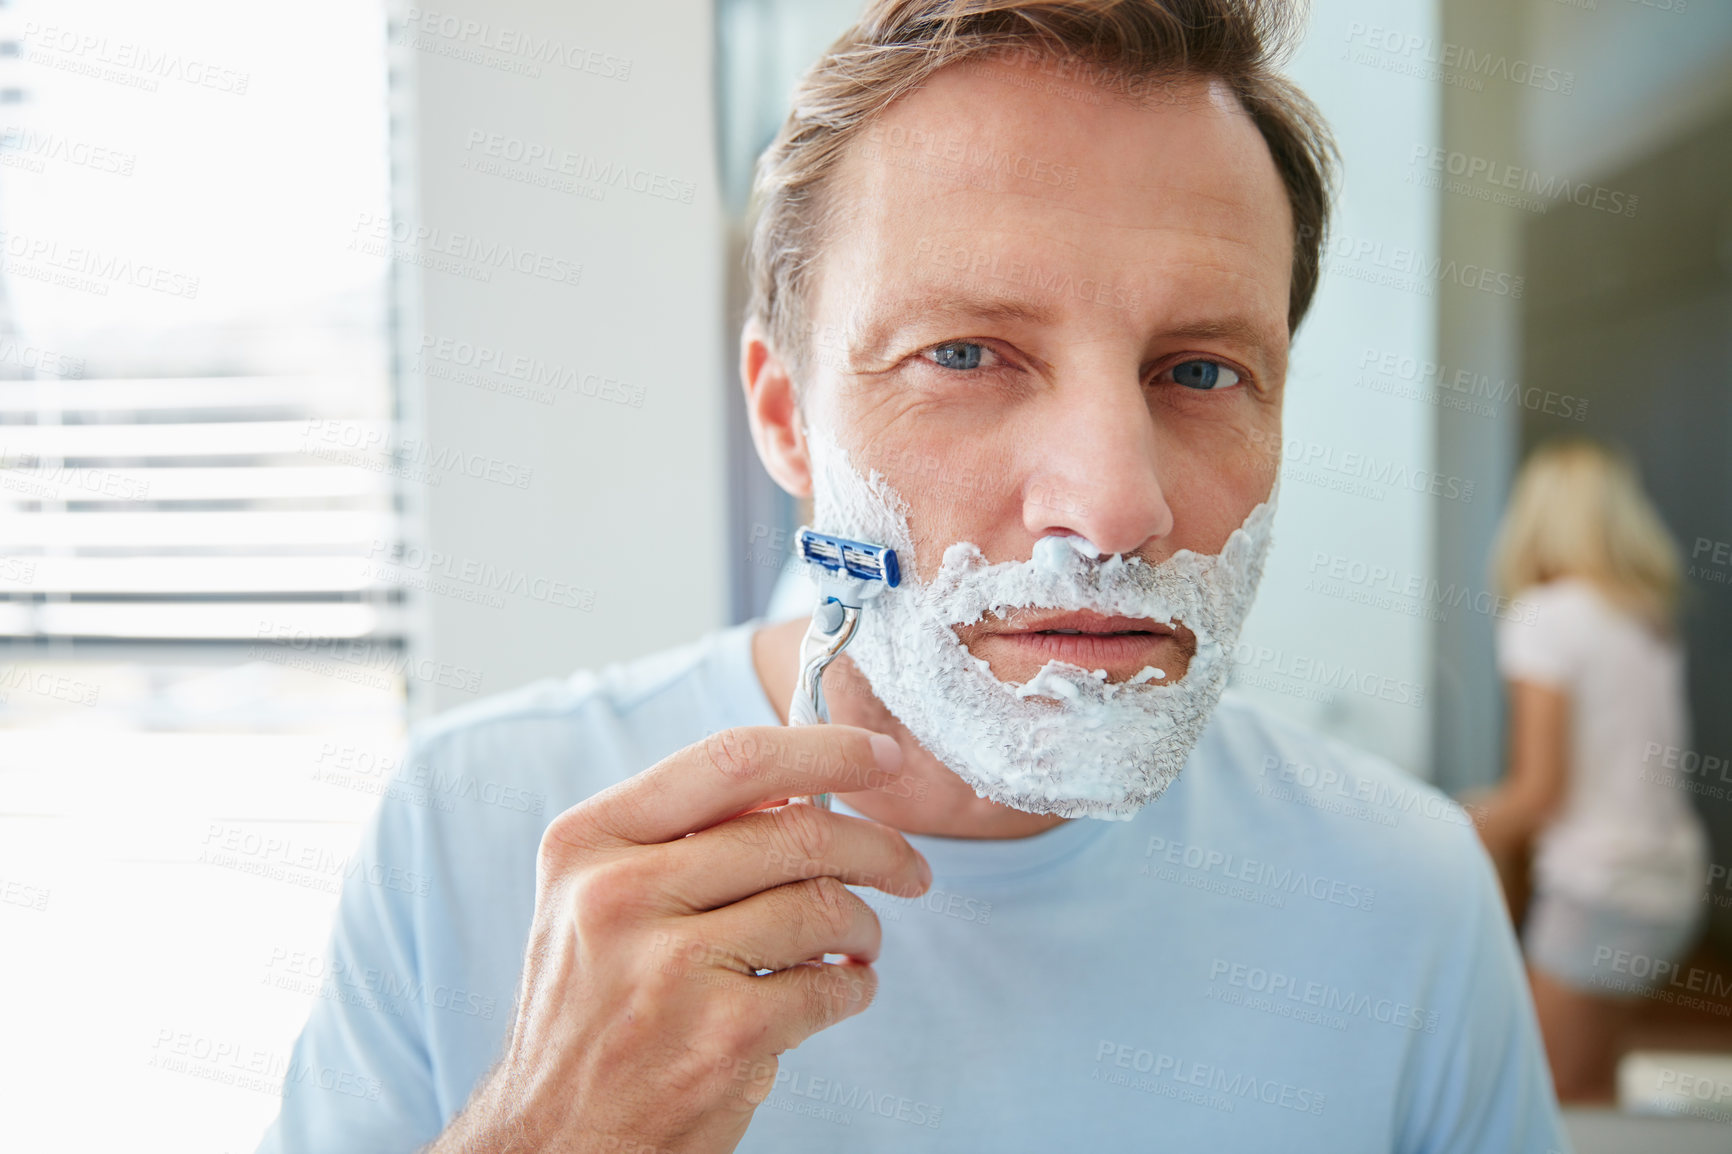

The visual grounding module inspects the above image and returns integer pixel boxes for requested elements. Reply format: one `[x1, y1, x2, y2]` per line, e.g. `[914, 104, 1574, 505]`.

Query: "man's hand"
[427, 724, 930, 1154]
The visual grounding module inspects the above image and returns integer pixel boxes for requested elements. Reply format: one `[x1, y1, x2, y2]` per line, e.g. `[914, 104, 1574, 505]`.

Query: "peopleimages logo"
[1354, 347, 1589, 422]
[764, 1067, 945, 1130]
[0, 227, 200, 299]
[1408, 146, 1638, 218]
[912, 236, 1137, 312]
[1259, 756, 1475, 830]
[1590, 946, 1732, 1013]
[1092, 1040, 1327, 1116]
[149, 1029, 382, 1101]
[23, 22, 251, 95]
[1142, 836, 1377, 911]
[1207, 958, 1441, 1033]
[416, 335, 645, 408]
[1248, 428, 1477, 505]
[400, 9, 632, 80]
[864, 122, 1080, 191]
[0, 127, 136, 176]
[462, 129, 695, 205]
[252, 620, 485, 695]
[1305, 549, 1535, 625]
[350, 213, 583, 287]
[1321, 230, 1523, 299]
[1342, 23, 1575, 94]
[365, 540, 595, 611]
[1230, 643, 1425, 708]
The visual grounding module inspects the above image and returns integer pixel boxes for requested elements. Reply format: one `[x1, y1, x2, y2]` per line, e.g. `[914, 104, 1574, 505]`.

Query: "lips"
[990, 609, 1176, 637]
[952, 608, 1192, 684]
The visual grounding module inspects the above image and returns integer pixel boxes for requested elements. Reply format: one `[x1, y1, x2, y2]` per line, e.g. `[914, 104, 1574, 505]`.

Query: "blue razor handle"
[788, 528, 901, 809]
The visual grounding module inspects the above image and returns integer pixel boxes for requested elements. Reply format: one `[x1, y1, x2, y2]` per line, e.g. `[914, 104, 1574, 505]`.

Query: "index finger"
[563, 725, 909, 848]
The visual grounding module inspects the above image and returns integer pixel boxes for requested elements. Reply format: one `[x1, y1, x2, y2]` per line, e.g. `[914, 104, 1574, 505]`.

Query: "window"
[0, 3, 407, 1149]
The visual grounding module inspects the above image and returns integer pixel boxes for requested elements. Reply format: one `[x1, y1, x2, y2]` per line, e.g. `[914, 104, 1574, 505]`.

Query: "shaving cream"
[806, 425, 1277, 820]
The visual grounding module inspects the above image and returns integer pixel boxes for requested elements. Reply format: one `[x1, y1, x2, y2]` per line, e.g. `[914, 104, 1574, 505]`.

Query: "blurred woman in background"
[1472, 438, 1707, 1102]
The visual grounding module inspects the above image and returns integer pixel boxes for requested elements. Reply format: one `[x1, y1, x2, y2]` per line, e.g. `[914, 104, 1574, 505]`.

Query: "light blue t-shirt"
[257, 621, 1570, 1153]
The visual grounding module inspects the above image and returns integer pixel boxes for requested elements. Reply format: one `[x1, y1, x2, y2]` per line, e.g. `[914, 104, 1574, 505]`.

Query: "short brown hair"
[745, 0, 1338, 379]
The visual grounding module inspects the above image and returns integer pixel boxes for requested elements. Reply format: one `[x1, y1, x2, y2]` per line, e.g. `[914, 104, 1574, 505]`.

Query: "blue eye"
[926, 341, 989, 371]
[1169, 360, 1241, 390]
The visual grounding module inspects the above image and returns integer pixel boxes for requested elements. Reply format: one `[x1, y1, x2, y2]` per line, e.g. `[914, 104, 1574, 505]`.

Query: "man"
[260, 1, 1571, 1150]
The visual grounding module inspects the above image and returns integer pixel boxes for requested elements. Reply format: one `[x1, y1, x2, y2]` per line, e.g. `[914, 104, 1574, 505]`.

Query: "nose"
[1022, 370, 1174, 555]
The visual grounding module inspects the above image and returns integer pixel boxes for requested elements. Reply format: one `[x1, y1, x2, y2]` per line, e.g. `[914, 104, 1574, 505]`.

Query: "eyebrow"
[849, 291, 1056, 364]
[848, 290, 1279, 367]
[1158, 315, 1275, 353]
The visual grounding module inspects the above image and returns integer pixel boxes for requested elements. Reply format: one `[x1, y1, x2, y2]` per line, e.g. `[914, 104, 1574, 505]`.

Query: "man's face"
[792, 57, 1292, 687]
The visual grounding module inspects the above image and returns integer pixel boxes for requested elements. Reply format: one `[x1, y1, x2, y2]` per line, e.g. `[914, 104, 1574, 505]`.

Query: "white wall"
[396, 0, 728, 714]
[1523, 0, 1732, 184]
[1229, 0, 1442, 776]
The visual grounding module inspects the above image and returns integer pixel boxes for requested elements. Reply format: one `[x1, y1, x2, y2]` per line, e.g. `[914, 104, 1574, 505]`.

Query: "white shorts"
[1521, 888, 1702, 996]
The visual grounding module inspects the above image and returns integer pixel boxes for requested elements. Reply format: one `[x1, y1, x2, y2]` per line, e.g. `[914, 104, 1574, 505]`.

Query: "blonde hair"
[745, 0, 1338, 379]
[1491, 439, 1682, 635]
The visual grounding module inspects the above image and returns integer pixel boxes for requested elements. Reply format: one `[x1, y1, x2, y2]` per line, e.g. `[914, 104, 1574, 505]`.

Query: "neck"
[751, 617, 1071, 839]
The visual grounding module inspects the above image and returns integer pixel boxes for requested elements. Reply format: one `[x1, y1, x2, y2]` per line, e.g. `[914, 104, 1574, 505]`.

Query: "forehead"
[808, 56, 1293, 352]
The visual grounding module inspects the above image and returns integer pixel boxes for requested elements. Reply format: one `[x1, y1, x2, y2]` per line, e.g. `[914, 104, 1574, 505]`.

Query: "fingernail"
[868, 732, 902, 774]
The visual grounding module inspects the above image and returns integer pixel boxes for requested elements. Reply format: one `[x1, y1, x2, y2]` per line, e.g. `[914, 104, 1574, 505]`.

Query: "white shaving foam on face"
[806, 425, 1278, 820]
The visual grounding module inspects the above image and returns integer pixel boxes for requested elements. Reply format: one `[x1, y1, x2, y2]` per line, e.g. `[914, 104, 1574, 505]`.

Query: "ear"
[740, 315, 812, 498]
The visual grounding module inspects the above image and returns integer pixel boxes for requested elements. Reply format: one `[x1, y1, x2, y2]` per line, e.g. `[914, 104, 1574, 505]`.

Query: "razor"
[789, 527, 901, 809]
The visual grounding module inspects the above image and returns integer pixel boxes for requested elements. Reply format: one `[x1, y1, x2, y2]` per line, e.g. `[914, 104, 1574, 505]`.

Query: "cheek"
[1152, 414, 1280, 543]
[869, 458, 1019, 578]
[1238, 414, 1283, 502]
[1214, 423, 1281, 506]
[1150, 381, 1279, 450]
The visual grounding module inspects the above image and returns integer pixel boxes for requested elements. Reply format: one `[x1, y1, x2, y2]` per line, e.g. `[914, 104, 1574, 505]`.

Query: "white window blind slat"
[0, 466, 390, 503]
[0, 419, 388, 459]
[0, 510, 394, 549]
[0, 376, 384, 414]
[0, 556, 380, 594]
[19, 601, 392, 640]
